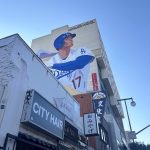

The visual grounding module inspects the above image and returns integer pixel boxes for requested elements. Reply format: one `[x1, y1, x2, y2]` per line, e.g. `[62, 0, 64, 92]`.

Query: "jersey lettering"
[52, 69, 73, 79]
[72, 76, 81, 89]
[46, 48, 94, 92]
[81, 48, 86, 54]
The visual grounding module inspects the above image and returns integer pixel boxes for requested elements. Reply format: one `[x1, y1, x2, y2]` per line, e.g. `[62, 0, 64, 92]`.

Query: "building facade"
[0, 34, 87, 150]
[31, 19, 129, 149]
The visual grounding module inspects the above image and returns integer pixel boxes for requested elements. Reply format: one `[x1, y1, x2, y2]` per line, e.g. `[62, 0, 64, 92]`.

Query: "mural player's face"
[63, 36, 73, 48]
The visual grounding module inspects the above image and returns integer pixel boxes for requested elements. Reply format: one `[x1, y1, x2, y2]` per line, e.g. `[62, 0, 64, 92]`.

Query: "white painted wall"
[0, 34, 81, 146]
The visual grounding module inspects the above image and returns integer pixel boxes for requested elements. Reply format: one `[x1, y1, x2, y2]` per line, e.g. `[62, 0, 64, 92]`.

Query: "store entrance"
[16, 140, 48, 150]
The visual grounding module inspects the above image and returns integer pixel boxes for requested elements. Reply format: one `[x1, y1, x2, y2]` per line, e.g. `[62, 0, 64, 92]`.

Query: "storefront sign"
[21, 90, 65, 139]
[92, 91, 106, 123]
[83, 113, 99, 136]
[99, 124, 109, 145]
[64, 121, 78, 143]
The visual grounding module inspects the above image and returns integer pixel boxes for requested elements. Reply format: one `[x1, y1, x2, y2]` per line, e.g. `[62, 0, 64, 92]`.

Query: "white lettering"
[33, 102, 39, 114]
[101, 129, 106, 142]
[97, 108, 102, 114]
[59, 120, 63, 129]
[40, 106, 45, 118]
[38, 104, 41, 116]
[45, 110, 50, 120]
[54, 117, 58, 127]
[32, 102, 63, 129]
[50, 114, 63, 129]
[50, 114, 55, 124]
[98, 101, 103, 107]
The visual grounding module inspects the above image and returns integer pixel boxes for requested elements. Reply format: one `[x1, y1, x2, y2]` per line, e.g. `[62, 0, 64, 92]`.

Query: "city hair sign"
[21, 90, 65, 139]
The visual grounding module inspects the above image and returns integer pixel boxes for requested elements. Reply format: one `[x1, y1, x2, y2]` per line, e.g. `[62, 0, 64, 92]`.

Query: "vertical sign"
[92, 91, 106, 123]
[92, 73, 99, 91]
[83, 113, 99, 136]
[99, 124, 109, 144]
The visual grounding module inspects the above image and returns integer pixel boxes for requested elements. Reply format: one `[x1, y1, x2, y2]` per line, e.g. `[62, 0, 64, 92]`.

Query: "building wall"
[32, 20, 102, 93]
[31, 19, 124, 117]
[74, 94, 93, 115]
[31, 19, 128, 150]
[74, 93, 96, 150]
[74, 93, 118, 150]
[0, 34, 83, 149]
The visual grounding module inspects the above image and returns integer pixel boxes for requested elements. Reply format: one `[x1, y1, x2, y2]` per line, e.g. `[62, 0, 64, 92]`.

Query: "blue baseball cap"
[54, 32, 76, 50]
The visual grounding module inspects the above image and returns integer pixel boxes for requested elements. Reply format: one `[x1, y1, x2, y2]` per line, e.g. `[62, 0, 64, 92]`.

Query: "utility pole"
[117, 97, 136, 143]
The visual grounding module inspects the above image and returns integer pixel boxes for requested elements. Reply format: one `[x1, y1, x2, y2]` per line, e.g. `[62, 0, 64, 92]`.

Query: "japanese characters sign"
[83, 113, 99, 136]
[92, 91, 106, 123]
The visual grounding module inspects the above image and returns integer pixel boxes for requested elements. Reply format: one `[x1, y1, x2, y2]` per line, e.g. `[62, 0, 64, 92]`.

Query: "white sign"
[83, 113, 99, 136]
[92, 91, 106, 99]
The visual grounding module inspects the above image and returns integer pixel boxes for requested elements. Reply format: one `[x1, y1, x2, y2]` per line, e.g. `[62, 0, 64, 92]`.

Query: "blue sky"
[1, 0, 150, 145]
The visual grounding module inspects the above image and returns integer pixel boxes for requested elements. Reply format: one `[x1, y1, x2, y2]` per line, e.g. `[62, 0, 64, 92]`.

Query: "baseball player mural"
[38, 32, 95, 93]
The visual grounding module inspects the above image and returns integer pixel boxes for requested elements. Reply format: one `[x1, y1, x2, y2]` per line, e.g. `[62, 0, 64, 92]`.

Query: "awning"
[17, 132, 58, 150]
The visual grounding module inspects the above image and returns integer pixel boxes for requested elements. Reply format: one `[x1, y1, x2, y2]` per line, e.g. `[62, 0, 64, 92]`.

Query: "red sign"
[92, 73, 99, 91]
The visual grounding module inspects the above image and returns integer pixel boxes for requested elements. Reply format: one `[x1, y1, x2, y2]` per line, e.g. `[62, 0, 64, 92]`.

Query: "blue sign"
[21, 90, 65, 139]
[92, 91, 106, 123]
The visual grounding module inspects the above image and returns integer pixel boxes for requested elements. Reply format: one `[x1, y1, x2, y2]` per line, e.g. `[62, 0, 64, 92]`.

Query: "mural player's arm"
[49, 47, 95, 71]
[51, 55, 94, 71]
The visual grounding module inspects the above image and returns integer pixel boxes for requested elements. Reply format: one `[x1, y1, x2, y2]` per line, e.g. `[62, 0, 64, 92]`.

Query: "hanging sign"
[83, 112, 99, 136]
[92, 91, 107, 123]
